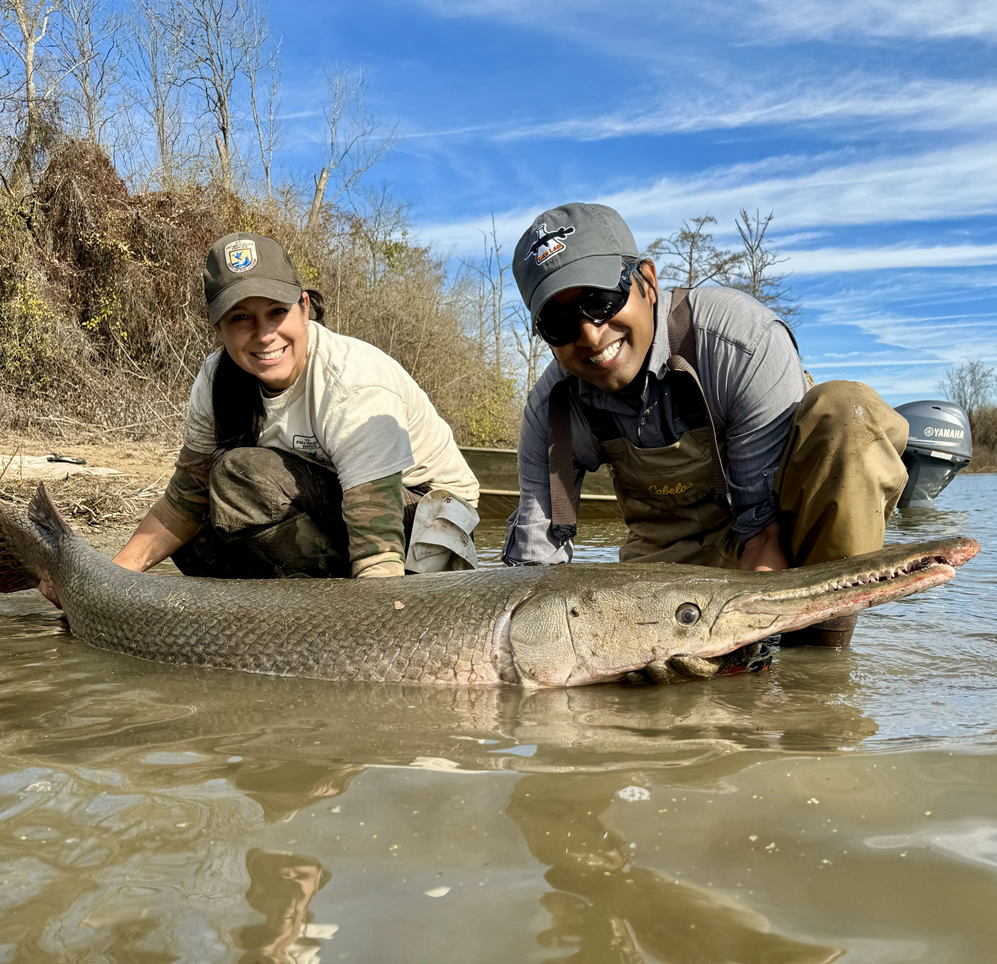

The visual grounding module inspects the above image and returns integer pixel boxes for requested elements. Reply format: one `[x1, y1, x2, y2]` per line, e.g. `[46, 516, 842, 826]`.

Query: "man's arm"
[502, 366, 588, 566]
[738, 520, 789, 571]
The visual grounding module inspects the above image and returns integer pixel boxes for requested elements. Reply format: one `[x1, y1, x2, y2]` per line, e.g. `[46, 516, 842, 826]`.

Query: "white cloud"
[416, 141, 997, 256]
[739, 0, 997, 42]
[785, 244, 997, 274]
[492, 79, 997, 143]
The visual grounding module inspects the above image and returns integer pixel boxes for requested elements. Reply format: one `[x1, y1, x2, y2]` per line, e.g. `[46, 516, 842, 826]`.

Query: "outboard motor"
[895, 400, 972, 509]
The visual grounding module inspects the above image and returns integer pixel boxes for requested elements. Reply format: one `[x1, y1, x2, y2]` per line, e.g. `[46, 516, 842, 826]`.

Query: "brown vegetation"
[0, 140, 521, 448]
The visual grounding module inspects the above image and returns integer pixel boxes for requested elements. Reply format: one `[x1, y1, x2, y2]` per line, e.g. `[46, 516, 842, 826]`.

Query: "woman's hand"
[37, 577, 61, 608]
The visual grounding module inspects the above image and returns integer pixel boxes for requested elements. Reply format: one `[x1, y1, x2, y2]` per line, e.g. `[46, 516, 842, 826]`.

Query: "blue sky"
[270, 0, 997, 405]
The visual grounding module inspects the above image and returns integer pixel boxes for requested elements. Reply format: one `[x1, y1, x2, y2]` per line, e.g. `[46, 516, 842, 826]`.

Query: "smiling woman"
[37, 232, 480, 609]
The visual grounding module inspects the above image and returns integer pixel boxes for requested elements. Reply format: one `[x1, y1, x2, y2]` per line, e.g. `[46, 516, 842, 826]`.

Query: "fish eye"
[675, 603, 701, 626]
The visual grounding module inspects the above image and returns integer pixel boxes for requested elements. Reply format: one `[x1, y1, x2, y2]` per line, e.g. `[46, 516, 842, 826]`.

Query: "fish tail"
[27, 482, 72, 539]
[0, 483, 71, 593]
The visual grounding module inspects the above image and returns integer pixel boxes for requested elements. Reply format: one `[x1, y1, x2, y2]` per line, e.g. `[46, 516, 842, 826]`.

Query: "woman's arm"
[341, 473, 407, 578]
[113, 511, 189, 572]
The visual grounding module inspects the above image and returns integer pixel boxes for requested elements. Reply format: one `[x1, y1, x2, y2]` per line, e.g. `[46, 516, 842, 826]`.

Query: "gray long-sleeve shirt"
[502, 286, 808, 566]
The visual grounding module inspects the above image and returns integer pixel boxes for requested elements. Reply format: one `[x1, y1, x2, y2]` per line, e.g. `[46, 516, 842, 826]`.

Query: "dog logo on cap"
[526, 222, 575, 265]
[224, 239, 258, 273]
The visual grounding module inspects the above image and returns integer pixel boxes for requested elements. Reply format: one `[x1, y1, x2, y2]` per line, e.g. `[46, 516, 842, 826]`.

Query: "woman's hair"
[212, 290, 324, 450]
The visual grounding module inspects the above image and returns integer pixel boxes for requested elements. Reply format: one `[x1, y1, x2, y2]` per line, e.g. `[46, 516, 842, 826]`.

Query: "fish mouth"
[713, 536, 980, 645]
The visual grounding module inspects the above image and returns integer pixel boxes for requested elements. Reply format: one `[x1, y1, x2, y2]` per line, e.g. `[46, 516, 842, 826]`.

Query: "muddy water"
[0, 476, 994, 962]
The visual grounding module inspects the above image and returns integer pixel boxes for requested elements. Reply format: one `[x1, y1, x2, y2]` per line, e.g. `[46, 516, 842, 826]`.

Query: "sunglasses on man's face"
[535, 263, 639, 347]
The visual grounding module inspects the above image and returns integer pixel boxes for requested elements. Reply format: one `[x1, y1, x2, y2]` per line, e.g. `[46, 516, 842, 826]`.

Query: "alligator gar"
[0, 485, 980, 687]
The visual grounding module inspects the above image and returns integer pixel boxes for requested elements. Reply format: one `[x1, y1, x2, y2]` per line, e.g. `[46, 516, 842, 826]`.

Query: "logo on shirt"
[224, 239, 258, 273]
[526, 223, 575, 266]
[293, 435, 331, 463]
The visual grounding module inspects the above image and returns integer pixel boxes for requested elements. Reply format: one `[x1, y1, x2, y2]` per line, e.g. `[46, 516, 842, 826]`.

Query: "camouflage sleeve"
[148, 445, 213, 542]
[341, 472, 406, 578]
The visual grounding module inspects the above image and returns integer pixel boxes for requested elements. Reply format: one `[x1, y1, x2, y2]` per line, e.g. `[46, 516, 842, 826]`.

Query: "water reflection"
[237, 849, 331, 964]
[508, 772, 844, 963]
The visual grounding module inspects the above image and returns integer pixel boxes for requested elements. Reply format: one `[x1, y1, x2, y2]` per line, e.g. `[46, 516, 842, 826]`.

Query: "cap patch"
[224, 239, 258, 273]
[526, 222, 575, 266]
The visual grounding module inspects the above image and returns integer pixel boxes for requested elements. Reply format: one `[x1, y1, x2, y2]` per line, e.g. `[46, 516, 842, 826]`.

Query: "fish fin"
[27, 482, 72, 538]
[0, 536, 40, 592]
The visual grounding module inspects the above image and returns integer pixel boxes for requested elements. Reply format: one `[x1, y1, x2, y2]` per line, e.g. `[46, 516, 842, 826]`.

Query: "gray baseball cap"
[513, 202, 639, 324]
[203, 232, 303, 324]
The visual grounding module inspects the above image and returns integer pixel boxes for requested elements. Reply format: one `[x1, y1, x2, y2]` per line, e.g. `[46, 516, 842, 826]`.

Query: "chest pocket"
[602, 428, 717, 509]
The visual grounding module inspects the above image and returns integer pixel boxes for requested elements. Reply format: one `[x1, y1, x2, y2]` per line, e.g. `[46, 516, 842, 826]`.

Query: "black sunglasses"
[535, 262, 639, 347]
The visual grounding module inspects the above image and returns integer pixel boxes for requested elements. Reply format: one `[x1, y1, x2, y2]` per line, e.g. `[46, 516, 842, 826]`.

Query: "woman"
[40, 231, 479, 606]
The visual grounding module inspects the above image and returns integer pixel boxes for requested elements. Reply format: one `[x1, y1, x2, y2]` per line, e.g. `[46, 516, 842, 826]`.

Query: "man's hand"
[738, 521, 790, 572]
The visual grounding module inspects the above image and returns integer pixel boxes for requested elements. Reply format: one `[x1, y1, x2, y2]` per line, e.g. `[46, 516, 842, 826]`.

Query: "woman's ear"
[300, 290, 311, 325]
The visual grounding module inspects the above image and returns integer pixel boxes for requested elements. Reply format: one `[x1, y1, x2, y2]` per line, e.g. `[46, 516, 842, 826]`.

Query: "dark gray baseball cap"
[513, 202, 639, 324]
[203, 232, 303, 324]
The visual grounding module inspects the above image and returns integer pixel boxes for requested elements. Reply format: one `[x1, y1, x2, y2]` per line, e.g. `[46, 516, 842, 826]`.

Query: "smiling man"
[504, 203, 910, 653]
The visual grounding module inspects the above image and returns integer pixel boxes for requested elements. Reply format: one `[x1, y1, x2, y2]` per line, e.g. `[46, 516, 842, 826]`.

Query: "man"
[503, 202, 908, 658]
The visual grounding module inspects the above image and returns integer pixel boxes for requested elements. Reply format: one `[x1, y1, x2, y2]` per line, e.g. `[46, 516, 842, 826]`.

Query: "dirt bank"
[0, 436, 176, 553]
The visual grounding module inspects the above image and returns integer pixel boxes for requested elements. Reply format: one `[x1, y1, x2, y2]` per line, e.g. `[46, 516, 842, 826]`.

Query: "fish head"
[507, 536, 980, 687]
[509, 573, 746, 687]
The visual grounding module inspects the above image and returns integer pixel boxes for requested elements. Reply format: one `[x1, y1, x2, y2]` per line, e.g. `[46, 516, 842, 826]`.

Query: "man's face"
[549, 262, 657, 393]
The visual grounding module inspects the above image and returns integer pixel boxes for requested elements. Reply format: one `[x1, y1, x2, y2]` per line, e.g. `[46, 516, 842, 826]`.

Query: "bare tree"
[51, 0, 118, 148]
[511, 303, 546, 395]
[729, 208, 802, 328]
[123, 0, 190, 189]
[645, 214, 742, 289]
[462, 215, 517, 377]
[242, 14, 280, 198]
[938, 360, 996, 419]
[306, 65, 394, 232]
[172, 0, 256, 191]
[0, 0, 63, 191]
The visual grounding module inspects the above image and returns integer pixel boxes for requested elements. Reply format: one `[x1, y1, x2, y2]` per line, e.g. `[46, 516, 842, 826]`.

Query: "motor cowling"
[895, 400, 972, 509]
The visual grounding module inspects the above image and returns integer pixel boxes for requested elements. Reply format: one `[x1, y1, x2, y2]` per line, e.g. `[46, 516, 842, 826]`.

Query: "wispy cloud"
[416, 140, 997, 255]
[785, 244, 997, 274]
[740, 0, 997, 42]
[489, 79, 997, 143]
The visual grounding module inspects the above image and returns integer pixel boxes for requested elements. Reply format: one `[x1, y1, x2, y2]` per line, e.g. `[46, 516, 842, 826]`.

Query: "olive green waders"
[172, 447, 424, 579]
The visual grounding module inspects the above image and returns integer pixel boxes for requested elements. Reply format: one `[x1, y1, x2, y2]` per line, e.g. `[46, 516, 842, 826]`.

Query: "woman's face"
[217, 293, 310, 391]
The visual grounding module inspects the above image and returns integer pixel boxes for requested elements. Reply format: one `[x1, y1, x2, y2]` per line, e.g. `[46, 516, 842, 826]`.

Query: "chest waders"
[547, 288, 741, 568]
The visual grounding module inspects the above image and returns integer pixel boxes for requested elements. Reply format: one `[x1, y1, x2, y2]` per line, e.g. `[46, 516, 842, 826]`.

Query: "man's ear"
[640, 259, 658, 304]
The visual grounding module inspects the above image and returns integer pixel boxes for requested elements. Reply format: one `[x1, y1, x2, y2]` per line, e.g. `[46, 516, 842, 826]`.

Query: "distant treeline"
[938, 361, 997, 470]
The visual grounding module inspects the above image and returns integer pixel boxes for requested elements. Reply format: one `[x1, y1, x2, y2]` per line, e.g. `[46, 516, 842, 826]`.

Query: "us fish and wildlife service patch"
[224, 239, 258, 273]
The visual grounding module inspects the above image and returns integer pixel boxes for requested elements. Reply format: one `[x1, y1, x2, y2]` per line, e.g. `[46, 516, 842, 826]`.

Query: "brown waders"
[172, 448, 424, 579]
[548, 289, 909, 664]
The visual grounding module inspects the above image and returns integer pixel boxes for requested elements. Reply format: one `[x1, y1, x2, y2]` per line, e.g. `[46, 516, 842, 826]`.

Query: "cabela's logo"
[224, 239, 258, 273]
[648, 482, 694, 496]
[526, 222, 575, 265]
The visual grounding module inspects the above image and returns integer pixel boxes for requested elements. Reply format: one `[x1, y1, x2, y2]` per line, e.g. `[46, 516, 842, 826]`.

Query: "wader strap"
[665, 287, 730, 504]
[547, 376, 578, 539]
[667, 288, 695, 367]
[667, 354, 730, 503]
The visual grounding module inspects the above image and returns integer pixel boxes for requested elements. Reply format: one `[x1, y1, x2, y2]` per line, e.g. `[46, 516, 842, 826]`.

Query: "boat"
[463, 398, 974, 521]
[458, 446, 621, 521]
